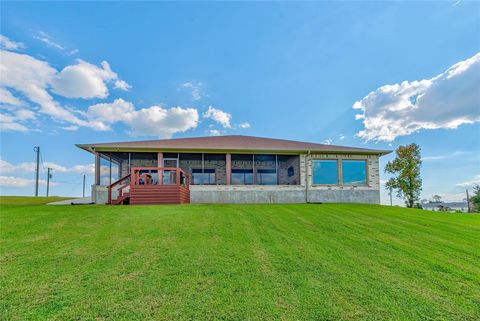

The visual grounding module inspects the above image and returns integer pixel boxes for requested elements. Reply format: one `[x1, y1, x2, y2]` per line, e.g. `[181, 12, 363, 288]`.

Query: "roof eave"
[76, 144, 391, 156]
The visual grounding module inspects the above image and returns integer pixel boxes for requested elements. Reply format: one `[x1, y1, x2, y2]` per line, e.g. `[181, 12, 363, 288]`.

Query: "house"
[422, 202, 469, 213]
[76, 135, 391, 205]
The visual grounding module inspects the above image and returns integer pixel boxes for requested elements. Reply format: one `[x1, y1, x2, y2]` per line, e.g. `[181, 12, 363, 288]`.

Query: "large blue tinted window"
[312, 160, 338, 185]
[342, 160, 367, 185]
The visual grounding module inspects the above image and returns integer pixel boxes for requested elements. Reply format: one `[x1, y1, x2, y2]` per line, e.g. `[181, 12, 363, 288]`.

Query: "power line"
[39, 150, 46, 171]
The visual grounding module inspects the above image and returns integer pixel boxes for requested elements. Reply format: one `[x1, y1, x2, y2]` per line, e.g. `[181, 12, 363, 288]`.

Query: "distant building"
[422, 202, 469, 213]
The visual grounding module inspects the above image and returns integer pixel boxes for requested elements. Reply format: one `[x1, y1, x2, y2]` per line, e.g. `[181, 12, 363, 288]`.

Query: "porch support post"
[157, 152, 163, 167]
[95, 152, 100, 185]
[226, 153, 231, 185]
[157, 152, 163, 185]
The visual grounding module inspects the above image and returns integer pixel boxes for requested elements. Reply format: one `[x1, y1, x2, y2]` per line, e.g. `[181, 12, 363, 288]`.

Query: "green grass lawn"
[1, 199, 479, 320]
[0, 196, 73, 206]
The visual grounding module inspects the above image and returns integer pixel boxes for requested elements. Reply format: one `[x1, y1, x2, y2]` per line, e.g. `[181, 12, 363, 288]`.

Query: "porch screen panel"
[110, 161, 119, 184]
[179, 153, 202, 174]
[204, 154, 226, 185]
[192, 168, 215, 185]
[277, 155, 300, 185]
[110, 152, 130, 178]
[231, 154, 253, 185]
[130, 153, 157, 168]
[99, 152, 129, 183]
[255, 154, 277, 185]
[129, 152, 159, 184]
[99, 155, 110, 186]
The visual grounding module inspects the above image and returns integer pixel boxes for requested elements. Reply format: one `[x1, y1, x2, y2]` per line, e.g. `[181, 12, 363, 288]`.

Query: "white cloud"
[87, 99, 135, 128]
[0, 36, 209, 138]
[181, 82, 203, 101]
[87, 98, 199, 138]
[33, 31, 78, 56]
[61, 125, 79, 131]
[34, 34, 64, 50]
[203, 106, 232, 128]
[0, 109, 36, 132]
[0, 121, 30, 132]
[0, 49, 128, 131]
[114, 80, 131, 91]
[0, 35, 25, 51]
[456, 174, 480, 187]
[0, 159, 36, 173]
[238, 122, 250, 129]
[51, 60, 122, 99]
[421, 150, 473, 161]
[206, 129, 223, 136]
[0, 159, 95, 175]
[322, 139, 333, 145]
[71, 164, 95, 174]
[0, 50, 88, 128]
[354, 53, 480, 142]
[0, 176, 59, 188]
[129, 106, 199, 138]
[0, 87, 23, 106]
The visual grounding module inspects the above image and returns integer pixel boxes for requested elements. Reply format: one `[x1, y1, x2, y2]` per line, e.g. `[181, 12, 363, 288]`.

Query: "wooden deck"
[130, 185, 190, 204]
[108, 167, 190, 205]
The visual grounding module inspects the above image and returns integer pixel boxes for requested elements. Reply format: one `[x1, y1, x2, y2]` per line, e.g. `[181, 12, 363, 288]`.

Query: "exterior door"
[162, 158, 178, 184]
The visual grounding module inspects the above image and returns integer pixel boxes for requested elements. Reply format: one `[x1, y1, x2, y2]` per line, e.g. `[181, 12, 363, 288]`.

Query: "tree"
[431, 195, 442, 203]
[385, 143, 422, 208]
[470, 184, 480, 213]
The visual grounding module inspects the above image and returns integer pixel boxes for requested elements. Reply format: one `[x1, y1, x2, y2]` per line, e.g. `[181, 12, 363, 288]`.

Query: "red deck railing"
[130, 167, 190, 187]
[107, 173, 131, 204]
[108, 167, 190, 205]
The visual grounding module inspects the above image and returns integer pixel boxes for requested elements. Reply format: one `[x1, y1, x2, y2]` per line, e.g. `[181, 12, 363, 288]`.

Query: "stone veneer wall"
[305, 153, 380, 204]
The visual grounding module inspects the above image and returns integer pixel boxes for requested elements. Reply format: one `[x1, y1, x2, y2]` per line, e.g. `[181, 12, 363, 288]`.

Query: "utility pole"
[46, 167, 53, 197]
[34, 146, 40, 196]
[82, 174, 86, 198]
[466, 189, 471, 213]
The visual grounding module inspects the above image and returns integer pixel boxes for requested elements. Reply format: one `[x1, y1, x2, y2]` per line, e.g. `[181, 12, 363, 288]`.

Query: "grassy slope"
[0, 196, 73, 206]
[1, 201, 479, 320]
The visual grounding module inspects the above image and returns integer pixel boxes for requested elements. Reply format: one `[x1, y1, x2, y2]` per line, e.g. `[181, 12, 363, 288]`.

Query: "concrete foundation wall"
[306, 189, 380, 204]
[92, 185, 108, 204]
[190, 185, 306, 204]
[190, 185, 379, 204]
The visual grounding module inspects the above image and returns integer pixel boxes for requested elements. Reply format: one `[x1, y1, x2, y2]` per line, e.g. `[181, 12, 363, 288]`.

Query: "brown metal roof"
[76, 135, 391, 155]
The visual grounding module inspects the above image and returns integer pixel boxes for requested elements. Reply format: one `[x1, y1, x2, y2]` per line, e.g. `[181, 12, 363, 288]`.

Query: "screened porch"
[95, 152, 301, 186]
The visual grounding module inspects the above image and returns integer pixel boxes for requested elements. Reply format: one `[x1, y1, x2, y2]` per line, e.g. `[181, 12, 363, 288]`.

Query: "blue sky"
[1, 1, 479, 204]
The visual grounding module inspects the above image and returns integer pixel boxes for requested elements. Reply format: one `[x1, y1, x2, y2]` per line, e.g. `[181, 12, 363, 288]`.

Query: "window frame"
[341, 159, 368, 186]
[311, 159, 340, 186]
